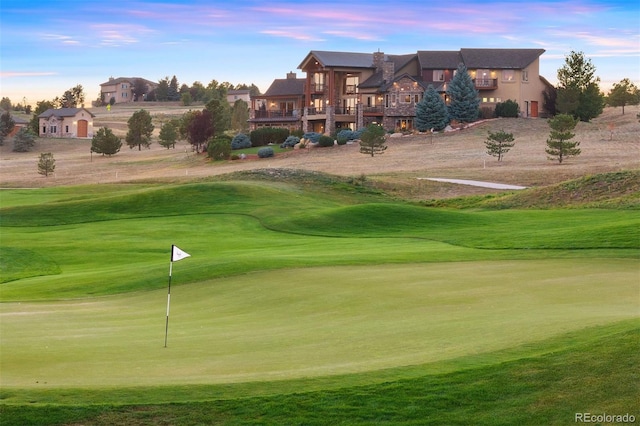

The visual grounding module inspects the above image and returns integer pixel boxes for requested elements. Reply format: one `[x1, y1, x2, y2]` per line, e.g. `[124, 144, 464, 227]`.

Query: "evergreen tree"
[159, 120, 179, 149]
[206, 98, 231, 140]
[125, 109, 154, 150]
[446, 63, 480, 124]
[12, 128, 36, 152]
[545, 114, 581, 164]
[29, 100, 55, 134]
[155, 78, 170, 101]
[37, 152, 55, 176]
[359, 124, 387, 157]
[231, 99, 249, 132]
[168, 75, 180, 101]
[607, 78, 640, 115]
[556, 51, 604, 121]
[0, 111, 15, 146]
[91, 127, 122, 156]
[484, 130, 515, 162]
[415, 84, 449, 132]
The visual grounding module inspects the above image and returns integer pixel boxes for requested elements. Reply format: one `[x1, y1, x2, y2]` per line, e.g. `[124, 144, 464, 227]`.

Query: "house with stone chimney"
[249, 72, 305, 132]
[251, 48, 549, 134]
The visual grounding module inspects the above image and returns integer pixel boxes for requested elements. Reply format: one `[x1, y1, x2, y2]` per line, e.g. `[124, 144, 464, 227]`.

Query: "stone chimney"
[373, 50, 385, 72]
[286, 71, 297, 79]
[383, 60, 395, 83]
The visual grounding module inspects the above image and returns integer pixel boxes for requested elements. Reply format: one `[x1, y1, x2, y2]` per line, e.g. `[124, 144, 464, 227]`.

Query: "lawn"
[0, 175, 638, 424]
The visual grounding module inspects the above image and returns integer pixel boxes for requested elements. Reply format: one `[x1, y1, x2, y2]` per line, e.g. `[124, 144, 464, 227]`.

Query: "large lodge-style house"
[250, 48, 551, 134]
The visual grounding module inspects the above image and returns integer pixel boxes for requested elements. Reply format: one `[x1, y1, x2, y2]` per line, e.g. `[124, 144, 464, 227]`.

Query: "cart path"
[418, 178, 527, 190]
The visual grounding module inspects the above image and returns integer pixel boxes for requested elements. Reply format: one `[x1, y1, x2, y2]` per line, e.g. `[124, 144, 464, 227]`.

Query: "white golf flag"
[171, 245, 191, 262]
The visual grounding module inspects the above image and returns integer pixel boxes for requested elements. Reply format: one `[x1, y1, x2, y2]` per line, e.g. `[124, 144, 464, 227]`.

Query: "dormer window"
[433, 70, 445, 81]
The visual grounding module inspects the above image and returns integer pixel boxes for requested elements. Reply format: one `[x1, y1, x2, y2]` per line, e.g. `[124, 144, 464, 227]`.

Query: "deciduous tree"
[125, 109, 154, 150]
[415, 84, 449, 132]
[546, 114, 581, 164]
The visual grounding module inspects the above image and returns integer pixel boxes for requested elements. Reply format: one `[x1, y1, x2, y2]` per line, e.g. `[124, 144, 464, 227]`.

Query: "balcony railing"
[335, 106, 355, 115]
[253, 110, 301, 119]
[362, 106, 384, 115]
[344, 85, 357, 95]
[311, 83, 325, 93]
[307, 107, 326, 115]
[473, 78, 498, 90]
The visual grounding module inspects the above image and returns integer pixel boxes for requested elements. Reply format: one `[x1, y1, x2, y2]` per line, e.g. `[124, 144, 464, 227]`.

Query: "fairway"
[1, 259, 636, 388]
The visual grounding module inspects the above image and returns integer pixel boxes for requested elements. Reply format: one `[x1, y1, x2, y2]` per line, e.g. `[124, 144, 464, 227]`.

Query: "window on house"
[50, 125, 57, 133]
[42, 125, 46, 134]
[65, 125, 69, 133]
[402, 95, 411, 103]
[433, 70, 445, 81]
[122, 93, 127, 98]
[522, 70, 529, 82]
[502, 70, 515, 81]
[414, 94, 420, 103]
[121, 84, 127, 89]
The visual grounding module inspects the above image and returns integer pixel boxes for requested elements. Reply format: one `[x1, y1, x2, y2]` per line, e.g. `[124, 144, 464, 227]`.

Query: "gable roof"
[417, 51, 462, 69]
[100, 77, 157, 87]
[299, 50, 375, 69]
[378, 73, 429, 92]
[38, 108, 95, 119]
[459, 48, 545, 69]
[263, 77, 305, 97]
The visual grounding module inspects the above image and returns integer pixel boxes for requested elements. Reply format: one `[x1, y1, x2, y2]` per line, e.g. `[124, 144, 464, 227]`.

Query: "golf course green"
[1, 172, 638, 424]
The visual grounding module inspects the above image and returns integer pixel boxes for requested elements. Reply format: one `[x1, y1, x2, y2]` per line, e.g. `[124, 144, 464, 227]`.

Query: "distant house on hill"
[1, 109, 29, 137]
[100, 77, 158, 104]
[226, 89, 251, 106]
[38, 108, 95, 138]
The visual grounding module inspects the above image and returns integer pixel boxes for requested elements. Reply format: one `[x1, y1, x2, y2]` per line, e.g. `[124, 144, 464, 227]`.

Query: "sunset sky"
[1, 0, 638, 106]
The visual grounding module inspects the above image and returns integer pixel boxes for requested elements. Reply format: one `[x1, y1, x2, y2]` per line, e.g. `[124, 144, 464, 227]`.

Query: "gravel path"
[419, 178, 527, 190]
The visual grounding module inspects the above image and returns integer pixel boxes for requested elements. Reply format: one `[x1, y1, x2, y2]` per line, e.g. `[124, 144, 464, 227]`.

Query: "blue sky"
[1, 0, 638, 106]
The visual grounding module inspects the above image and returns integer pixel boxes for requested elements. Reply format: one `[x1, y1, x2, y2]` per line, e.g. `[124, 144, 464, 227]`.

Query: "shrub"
[231, 133, 251, 150]
[336, 129, 356, 145]
[495, 100, 520, 118]
[207, 135, 232, 160]
[12, 128, 36, 152]
[302, 132, 322, 143]
[250, 128, 289, 147]
[318, 135, 335, 147]
[281, 135, 300, 148]
[257, 147, 275, 158]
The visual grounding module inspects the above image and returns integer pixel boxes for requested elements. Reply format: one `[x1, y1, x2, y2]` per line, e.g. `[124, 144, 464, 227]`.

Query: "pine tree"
[91, 127, 122, 156]
[12, 128, 36, 152]
[37, 152, 55, 177]
[415, 84, 449, 132]
[446, 63, 480, 124]
[125, 109, 154, 151]
[359, 124, 387, 157]
[556, 51, 604, 121]
[607, 78, 639, 115]
[0, 111, 15, 146]
[159, 120, 179, 149]
[546, 114, 581, 164]
[484, 130, 515, 162]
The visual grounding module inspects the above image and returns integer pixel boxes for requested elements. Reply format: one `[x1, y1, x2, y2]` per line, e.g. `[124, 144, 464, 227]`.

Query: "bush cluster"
[302, 132, 322, 143]
[495, 100, 520, 118]
[257, 147, 275, 158]
[231, 133, 251, 150]
[250, 128, 289, 147]
[318, 135, 335, 147]
[280, 135, 300, 148]
[336, 128, 364, 145]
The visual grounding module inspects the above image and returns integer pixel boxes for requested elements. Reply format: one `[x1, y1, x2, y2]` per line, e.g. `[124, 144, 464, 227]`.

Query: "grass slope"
[0, 172, 638, 425]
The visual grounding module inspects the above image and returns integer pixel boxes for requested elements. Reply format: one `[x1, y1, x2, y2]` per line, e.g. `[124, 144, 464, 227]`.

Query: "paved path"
[418, 178, 527, 190]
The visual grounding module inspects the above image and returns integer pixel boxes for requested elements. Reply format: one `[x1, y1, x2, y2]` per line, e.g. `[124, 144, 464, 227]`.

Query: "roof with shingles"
[100, 77, 157, 87]
[38, 108, 95, 119]
[459, 48, 545, 69]
[300, 50, 375, 68]
[417, 51, 463, 69]
[263, 78, 305, 97]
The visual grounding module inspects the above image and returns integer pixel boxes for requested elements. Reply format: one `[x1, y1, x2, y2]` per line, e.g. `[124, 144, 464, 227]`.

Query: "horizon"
[1, 0, 639, 107]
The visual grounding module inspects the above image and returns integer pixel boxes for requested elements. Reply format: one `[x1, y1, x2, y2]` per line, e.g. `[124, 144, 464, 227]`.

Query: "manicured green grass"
[0, 175, 638, 425]
[1, 320, 637, 425]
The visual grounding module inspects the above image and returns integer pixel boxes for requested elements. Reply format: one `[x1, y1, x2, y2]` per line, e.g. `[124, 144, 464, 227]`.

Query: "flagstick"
[164, 260, 173, 348]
